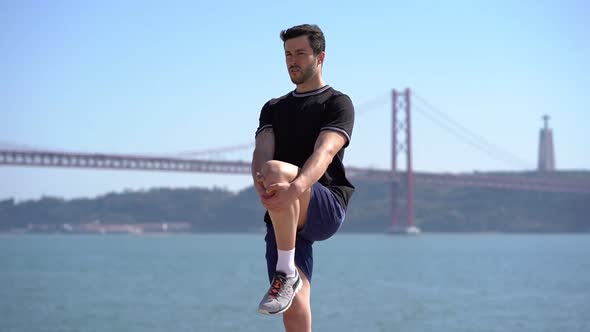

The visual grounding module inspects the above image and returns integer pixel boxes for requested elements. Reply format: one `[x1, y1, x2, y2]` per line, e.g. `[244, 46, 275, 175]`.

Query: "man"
[251, 24, 355, 332]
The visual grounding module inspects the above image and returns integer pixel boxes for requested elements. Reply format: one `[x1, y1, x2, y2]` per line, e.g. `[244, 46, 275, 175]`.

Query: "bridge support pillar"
[390, 88, 419, 234]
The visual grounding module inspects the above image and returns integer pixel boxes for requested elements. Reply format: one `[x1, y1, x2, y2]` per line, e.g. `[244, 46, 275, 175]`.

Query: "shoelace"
[268, 275, 286, 298]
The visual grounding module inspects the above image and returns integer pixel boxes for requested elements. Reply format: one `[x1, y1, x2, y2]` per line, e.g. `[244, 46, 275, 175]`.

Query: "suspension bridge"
[2, 89, 589, 232]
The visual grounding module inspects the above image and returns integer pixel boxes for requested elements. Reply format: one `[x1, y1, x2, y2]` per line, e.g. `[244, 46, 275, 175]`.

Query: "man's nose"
[287, 58, 297, 66]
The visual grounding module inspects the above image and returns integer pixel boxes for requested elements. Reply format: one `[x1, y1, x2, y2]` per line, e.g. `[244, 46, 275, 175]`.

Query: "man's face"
[284, 36, 323, 85]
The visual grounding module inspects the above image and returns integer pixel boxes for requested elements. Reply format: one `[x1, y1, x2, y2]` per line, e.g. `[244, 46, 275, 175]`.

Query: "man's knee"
[260, 160, 298, 185]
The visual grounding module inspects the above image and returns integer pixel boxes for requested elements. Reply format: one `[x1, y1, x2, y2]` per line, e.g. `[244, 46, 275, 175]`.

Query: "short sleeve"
[255, 101, 273, 137]
[321, 94, 354, 147]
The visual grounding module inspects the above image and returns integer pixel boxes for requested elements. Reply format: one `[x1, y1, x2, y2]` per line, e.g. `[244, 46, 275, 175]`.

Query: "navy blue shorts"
[264, 182, 345, 283]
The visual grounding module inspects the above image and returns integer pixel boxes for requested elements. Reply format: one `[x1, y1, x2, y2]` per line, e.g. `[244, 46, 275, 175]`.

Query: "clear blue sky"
[1, 0, 588, 200]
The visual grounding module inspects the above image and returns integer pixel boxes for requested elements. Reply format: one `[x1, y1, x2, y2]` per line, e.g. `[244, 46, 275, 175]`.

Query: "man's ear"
[317, 51, 326, 66]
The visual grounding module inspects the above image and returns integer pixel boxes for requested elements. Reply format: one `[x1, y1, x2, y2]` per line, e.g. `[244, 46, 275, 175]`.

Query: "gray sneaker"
[258, 270, 302, 315]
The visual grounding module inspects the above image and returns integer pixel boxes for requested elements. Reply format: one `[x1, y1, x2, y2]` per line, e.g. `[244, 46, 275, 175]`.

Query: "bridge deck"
[1, 149, 589, 194]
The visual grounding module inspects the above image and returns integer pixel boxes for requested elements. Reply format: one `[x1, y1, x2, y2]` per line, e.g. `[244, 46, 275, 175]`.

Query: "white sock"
[276, 248, 296, 277]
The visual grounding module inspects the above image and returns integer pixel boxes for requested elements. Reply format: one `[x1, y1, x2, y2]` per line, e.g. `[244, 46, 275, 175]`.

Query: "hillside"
[1, 171, 589, 233]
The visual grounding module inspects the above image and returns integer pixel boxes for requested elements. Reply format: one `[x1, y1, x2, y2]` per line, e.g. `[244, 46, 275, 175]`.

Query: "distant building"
[537, 115, 555, 171]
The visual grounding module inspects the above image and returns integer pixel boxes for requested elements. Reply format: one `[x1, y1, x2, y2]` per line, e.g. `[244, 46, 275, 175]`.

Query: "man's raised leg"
[260, 160, 310, 250]
[257, 160, 311, 317]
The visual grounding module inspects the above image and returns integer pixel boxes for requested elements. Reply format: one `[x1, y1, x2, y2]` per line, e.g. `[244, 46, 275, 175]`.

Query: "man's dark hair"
[280, 24, 325, 55]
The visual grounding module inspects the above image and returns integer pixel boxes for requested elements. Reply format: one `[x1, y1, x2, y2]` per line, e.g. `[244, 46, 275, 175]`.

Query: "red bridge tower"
[390, 88, 420, 234]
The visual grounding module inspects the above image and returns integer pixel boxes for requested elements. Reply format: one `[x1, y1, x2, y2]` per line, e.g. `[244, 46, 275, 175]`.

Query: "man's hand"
[261, 181, 301, 211]
[254, 172, 275, 200]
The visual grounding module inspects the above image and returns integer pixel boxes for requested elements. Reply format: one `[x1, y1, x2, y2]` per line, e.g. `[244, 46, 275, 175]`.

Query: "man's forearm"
[252, 129, 275, 180]
[252, 148, 273, 179]
[292, 148, 334, 193]
[292, 131, 346, 194]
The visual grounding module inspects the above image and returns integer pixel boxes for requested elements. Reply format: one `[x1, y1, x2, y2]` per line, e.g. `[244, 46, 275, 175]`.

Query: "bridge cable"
[412, 91, 532, 168]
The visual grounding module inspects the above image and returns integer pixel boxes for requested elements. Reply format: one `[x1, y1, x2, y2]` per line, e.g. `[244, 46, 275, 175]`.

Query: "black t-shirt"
[255, 85, 355, 214]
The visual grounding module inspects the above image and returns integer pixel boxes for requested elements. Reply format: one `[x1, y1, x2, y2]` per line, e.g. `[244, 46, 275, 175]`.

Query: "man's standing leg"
[283, 267, 312, 332]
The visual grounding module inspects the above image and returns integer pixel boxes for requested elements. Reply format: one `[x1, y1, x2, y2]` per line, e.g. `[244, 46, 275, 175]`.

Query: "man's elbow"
[318, 145, 339, 162]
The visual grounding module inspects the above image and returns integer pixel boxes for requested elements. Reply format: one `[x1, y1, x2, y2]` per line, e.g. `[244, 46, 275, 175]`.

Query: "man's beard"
[289, 63, 316, 84]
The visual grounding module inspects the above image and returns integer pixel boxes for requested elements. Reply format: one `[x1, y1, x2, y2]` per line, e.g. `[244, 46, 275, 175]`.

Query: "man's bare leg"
[260, 160, 311, 248]
[283, 267, 312, 332]
[259, 160, 312, 327]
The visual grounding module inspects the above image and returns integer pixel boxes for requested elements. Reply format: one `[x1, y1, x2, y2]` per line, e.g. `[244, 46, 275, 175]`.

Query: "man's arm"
[291, 130, 347, 193]
[252, 128, 275, 195]
[265, 130, 347, 201]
